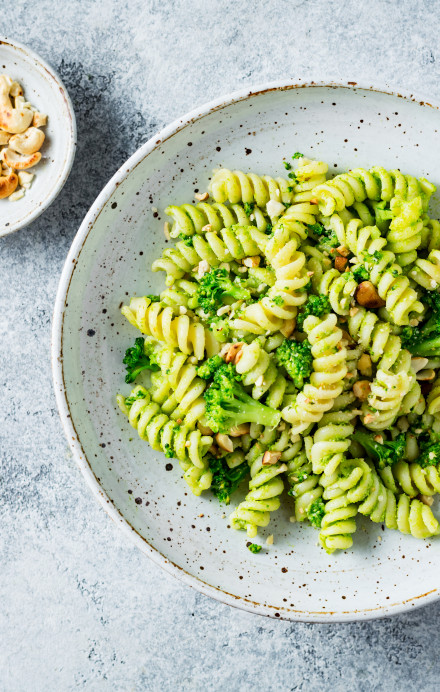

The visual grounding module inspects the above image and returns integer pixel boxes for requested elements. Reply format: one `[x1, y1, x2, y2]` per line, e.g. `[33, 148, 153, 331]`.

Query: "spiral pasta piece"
[315, 167, 435, 217]
[311, 409, 357, 476]
[362, 369, 412, 431]
[285, 440, 323, 522]
[232, 216, 309, 334]
[152, 224, 269, 282]
[364, 248, 423, 326]
[387, 196, 424, 266]
[291, 158, 328, 202]
[229, 442, 287, 537]
[323, 458, 439, 546]
[209, 168, 292, 207]
[427, 375, 440, 416]
[282, 314, 348, 433]
[121, 297, 220, 360]
[391, 460, 440, 497]
[148, 343, 208, 426]
[165, 200, 270, 237]
[348, 306, 402, 370]
[234, 339, 288, 408]
[319, 268, 358, 315]
[420, 217, 440, 252]
[409, 249, 440, 290]
[117, 386, 213, 495]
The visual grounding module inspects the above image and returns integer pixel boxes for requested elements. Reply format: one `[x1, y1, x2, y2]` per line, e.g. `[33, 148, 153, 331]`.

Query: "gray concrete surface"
[1, 1, 440, 690]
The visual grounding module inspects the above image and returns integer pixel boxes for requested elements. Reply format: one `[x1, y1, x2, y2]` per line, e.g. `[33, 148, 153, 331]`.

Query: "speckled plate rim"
[52, 78, 440, 622]
[0, 37, 77, 237]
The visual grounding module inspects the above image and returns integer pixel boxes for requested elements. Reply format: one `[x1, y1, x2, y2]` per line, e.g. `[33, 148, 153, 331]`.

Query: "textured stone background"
[2, 1, 440, 690]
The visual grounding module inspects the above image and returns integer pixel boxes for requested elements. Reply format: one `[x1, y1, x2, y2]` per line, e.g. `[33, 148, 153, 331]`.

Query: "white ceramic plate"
[0, 38, 76, 236]
[52, 80, 440, 622]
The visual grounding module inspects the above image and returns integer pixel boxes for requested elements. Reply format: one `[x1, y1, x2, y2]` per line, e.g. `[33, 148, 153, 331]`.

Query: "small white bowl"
[0, 38, 76, 237]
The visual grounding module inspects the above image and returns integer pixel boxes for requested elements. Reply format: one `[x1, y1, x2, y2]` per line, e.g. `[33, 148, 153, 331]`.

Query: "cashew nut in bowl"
[3, 148, 42, 170]
[0, 171, 18, 199]
[9, 127, 45, 155]
[0, 75, 33, 134]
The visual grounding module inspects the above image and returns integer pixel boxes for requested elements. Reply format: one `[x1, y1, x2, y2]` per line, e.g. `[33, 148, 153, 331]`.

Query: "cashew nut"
[9, 81, 23, 98]
[3, 148, 42, 170]
[9, 127, 45, 155]
[0, 75, 33, 134]
[0, 171, 18, 199]
[33, 112, 47, 127]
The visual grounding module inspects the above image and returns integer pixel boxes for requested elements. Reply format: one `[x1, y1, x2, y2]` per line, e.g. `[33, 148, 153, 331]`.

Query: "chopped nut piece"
[179, 305, 187, 314]
[416, 368, 436, 381]
[243, 255, 260, 268]
[349, 306, 359, 317]
[217, 304, 231, 316]
[353, 380, 371, 401]
[266, 534, 274, 546]
[225, 342, 244, 364]
[215, 433, 234, 453]
[201, 224, 212, 233]
[32, 111, 47, 127]
[374, 434, 384, 444]
[195, 191, 209, 201]
[266, 199, 286, 218]
[409, 318, 420, 327]
[355, 281, 386, 308]
[310, 197, 318, 205]
[419, 494, 434, 507]
[306, 271, 314, 277]
[411, 357, 429, 373]
[335, 255, 348, 272]
[163, 221, 171, 240]
[396, 416, 409, 432]
[363, 413, 376, 424]
[358, 353, 372, 377]
[280, 319, 296, 339]
[185, 440, 191, 447]
[196, 259, 210, 278]
[336, 245, 350, 257]
[262, 450, 282, 466]
[228, 424, 250, 437]
[198, 513, 205, 517]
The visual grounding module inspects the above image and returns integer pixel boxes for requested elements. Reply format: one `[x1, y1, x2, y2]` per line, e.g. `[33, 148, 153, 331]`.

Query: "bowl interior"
[0, 39, 75, 235]
[55, 84, 440, 621]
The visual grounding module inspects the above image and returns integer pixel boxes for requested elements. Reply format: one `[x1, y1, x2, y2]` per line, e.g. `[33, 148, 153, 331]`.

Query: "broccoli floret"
[275, 339, 313, 389]
[197, 355, 224, 380]
[247, 543, 262, 553]
[352, 428, 405, 469]
[209, 456, 249, 504]
[296, 295, 331, 330]
[419, 442, 440, 468]
[164, 443, 174, 459]
[370, 200, 394, 231]
[204, 363, 281, 433]
[292, 152, 304, 159]
[401, 290, 440, 357]
[352, 264, 369, 282]
[178, 234, 194, 246]
[283, 160, 292, 170]
[123, 337, 159, 383]
[307, 497, 325, 528]
[196, 267, 251, 318]
[307, 221, 339, 248]
[146, 294, 160, 302]
[243, 202, 255, 217]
